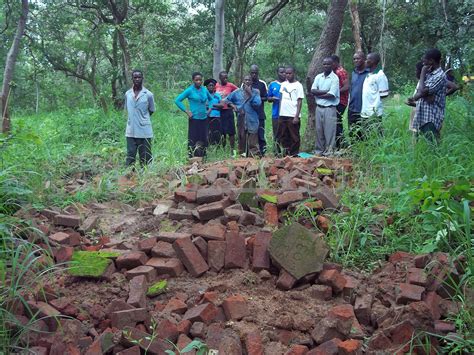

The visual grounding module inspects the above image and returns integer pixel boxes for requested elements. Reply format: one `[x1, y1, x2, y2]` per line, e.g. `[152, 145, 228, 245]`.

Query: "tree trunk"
[234, 41, 245, 86]
[349, 0, 362, 52]
[213, 0, 225, 80]
[302, 0, 348, 152]
[117, 29, 132, 87]
[1, 0, 29, 133]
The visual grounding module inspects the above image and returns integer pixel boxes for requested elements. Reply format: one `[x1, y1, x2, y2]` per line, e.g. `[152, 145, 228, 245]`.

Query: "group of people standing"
[123, 47, 451, 166]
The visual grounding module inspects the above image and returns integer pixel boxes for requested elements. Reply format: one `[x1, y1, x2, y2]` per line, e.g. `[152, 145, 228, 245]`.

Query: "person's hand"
[186, 111, 193, 119]
[421, 65, 432, 74]
[267, 97, 274, 103]
[405, 97, 416, 107]
[244, 84, 252, 95]
[292, 116, 300, 124]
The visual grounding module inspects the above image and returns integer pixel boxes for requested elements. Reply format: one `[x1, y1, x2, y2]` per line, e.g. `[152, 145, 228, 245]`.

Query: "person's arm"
[378, 73, 390, 99]
[250, 90, 262, 110]
[175, 88, 193, 119]
[148, 93, 156, 116]
[260, 81, 268, 102]
[340, 72, 350, 94]
[413, 66, 429, 100]
[267, 83, 276, 102]
[310, 76, 333, 97]
[446, 80, 459, 96]
[293, 83, 305, 124]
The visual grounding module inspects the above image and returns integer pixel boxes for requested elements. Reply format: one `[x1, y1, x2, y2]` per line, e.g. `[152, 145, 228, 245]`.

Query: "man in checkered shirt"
[410, 48, 447, 141]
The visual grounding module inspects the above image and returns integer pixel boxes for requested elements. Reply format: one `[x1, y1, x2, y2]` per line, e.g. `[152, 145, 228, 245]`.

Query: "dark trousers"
[208, 117, 222, 145]
[348, 110, 363, 141]
[188, 118, 209, 157]
[336, 103, 347, 148]
[418, 122, 440, 143]
[257, 118, 266, 155]
[276, 116, 300, 157]
[126, 137, 152, 166]
[272, 118, 280, 154]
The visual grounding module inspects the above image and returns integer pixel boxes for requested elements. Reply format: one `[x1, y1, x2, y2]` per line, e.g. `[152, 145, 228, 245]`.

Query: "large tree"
[1, 0, 29, 133]
[213, 0, 225, 79]
[302, 0, 348, 151]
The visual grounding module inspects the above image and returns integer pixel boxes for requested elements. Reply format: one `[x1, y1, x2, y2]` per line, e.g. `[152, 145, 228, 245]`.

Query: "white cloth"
[279, 81, 305, 117]
[311, 72, 340, 107]
[361, 69, 389, 117]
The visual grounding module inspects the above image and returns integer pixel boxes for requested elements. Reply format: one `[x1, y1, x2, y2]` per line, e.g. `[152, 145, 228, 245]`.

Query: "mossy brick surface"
[69, 251, 119, 278]
[268, 222, 329, 279]
[147, 280, 168, 297]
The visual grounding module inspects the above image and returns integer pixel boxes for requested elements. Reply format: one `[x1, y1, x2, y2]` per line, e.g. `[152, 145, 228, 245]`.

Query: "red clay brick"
[423, 291, 442, 320]
[277, 191, 304, 208]
[54, 246, 74, 263]
[285, 344, 309, 355]
[354, 294, 372, 326]
[310, 285, 333, 301]
[208, 240, 226, 272]
[222, 294, 249, 320]
[121, 326, 172, 353]
[338, 339, 362, 355]
[196, 200, 227, 221]
[196, 187, 224, 204]
[308, 338, 342, 354]
[173, 237, 209, 277]
[245, 330, 264, 355]
[407, 267, 428, 287]
[176, 319, 192, 335]
[192, 236, 208, 259]
[137, 237, 157, 253]
[342, 275, 358, 303]
[252, 231, 272, 271]
[116, 346, 140, 355]
[192, 221, 226, 241]
[164, 298, 188, 315]
[389, 320, 415, 345]
[367, 332, 392, 350]
[168, 208, 194, 221]
[224, 231, 247, 269]
[276, 269, 297, 290]
[174, 190, 197, 203]
[110, 308, 148, 329]
[115, 251, 148, 270]
[146, 257, 184, 277]
[49, 232, 70, 245]
[156, 231, 191, 243]
[183, 303, 218, 325]
[388, 251, 413, 264]
[125, 265, 157, 282]
[396, 283, 425, 304]
[151, 241, 177, 258]
[127, 275, 147, 308]
[319, 269, 347, 294]
[156, 319, 179, 342]
[264, 203, 279, 226]
[434, 320, 456, 333]
[414, 254, 431, 268]
[54, 214, 82, 228]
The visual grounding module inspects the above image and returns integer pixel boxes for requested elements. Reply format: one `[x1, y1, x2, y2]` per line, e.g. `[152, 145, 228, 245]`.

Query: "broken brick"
[116, 346, 140, 355]
[174, 190, 197, 203]
[146, 257, 184, 277]
[192, 222, 226, 241]
[54, 246, 74, 263]
[310, 284, 332, 301]
[309, 338, 342, 354]
[196, 199, 229, 221]
[224, 231, 247, 269]
[434, 320, 456, 333]
[285, 344, 309, 355]
[177, 319, 192, 335]
[151, 241, 177, 258]
[252, 231, 272, 271]
[414, 254, 431, 268]
[245, 330, 264, 355]
[168, 208, 195, 221]
[354, 294, 372, 326]
[318, 269, 346, 294]
[396, 283, 425, 304]
[49, 232, 70, 245]
[183, 303, 218, 325]
[196, 187, 224, 204]
[276, 269, 297, 290]
[54, 214, 82, 228]
[207, 240, 226, 272]
[389, 251, 413, 264]
[367, 332, 392, 350]
[423, 291, 441, 320]
[263, 203, 279, 226]
[26, 301, 61, 331]
[277, 191, 304, 208]
[121, 326, 172, 353]
[115, 251, 148, 270]
[190, 321, 207, 339]
[156, 319, 179, 342]
[338, 339, 362, 355]
[110, 308, 148, 329]
[192, 236, 208, 259]
[125, 265, 157, 282]
[222, 294, 249, 320]
[388, 320, 415, 345]
[127, 275, 147, 308]
[407, 267, 428, 287]
[342, 275, 358, 303]
[156, 231, 191, 243]
[173, 237, 209, 277]
[137, 237, 157, 253]
[164, 298, 188, 315]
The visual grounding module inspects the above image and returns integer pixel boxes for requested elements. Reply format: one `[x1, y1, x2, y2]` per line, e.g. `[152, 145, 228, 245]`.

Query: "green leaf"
[260, 194, 277, 204]
[316, 168, 333, 175]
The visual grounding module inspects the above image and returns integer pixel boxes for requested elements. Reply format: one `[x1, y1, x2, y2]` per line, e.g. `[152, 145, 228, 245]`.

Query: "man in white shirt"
[311, 57, 340, 156]
[277, 66, 305, 156]
[361, 53, 389, 127]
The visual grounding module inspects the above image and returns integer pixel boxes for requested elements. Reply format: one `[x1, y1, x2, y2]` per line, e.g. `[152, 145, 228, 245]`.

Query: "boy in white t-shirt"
[277, 66, 305, 156]
[361, 52, 389, 119]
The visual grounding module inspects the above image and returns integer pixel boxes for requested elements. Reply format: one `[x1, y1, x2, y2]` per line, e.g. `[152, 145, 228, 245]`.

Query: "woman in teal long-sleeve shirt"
[175, 72, 213, 157]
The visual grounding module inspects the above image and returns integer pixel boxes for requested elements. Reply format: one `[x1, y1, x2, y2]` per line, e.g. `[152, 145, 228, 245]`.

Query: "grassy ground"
[1, 89, 473, 352]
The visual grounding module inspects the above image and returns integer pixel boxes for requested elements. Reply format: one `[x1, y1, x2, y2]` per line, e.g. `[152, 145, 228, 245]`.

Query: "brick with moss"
[69, 251, 120, 278]
[147, 280, 168, 297]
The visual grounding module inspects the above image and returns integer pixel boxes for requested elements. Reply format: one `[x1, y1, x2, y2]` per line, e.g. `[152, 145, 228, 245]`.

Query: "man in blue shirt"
[224, 75, 262, 157]
[267, 66, 286, 140]
[124, 70, 155, 167]
[348, 51, 369, 140]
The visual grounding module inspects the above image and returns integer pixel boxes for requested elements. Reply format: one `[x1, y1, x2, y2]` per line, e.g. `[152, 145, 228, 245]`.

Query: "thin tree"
[349, 0, 362, 52]
[213, 0, 225, 79]
[1, 0, 29, 133]
[302, 0, 348, 151]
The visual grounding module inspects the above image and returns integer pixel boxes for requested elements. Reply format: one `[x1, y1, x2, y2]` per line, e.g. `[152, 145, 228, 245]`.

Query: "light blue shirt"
[224, 89, 261, 134]
[208, 92, 222, 118]
[311, 71, 340, 107]
[175, 85, 212, 120]
[125, 87, 155, 138]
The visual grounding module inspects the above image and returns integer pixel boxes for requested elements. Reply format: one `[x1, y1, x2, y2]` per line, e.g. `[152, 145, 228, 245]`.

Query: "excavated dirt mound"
[9, 157, 466, 354]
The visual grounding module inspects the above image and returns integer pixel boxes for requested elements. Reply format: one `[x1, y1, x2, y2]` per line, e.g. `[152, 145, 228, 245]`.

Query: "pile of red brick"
[10, 157, 466, 354]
